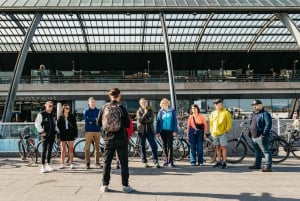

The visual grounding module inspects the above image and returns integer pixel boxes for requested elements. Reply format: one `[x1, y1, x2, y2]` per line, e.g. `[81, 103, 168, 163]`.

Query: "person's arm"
[72, 115, 78, 138]
[187, 116, 191, 134]
[84, 109, 97, 125]
[263, 112, 272, 136]
[225, 111, 232, 133]
[120, 105, 130, 128]
[172, 109, 178, 133]
[97, 106, 104, 127]
[156, 110, 161, 134]
[34, 113, 44, 133]
[201, 115, 208, 133]
[209, 113, 213, 133]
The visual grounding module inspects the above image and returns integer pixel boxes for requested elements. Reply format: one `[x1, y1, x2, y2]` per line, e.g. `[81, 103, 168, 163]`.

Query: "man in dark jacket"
[136, 98, 160, 168]
[35, 101, 59, 173]
[97, 88, 133, 193]
[249, 100, 273, 172]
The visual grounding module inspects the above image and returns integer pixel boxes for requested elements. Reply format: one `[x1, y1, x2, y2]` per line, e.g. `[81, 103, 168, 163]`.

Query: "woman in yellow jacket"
[187, 104, 207, 166]
[209, 99, 232, 169]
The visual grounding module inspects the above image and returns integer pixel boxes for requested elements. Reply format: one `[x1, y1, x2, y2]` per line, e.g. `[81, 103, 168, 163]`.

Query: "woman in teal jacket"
[156, 98, 178, 167]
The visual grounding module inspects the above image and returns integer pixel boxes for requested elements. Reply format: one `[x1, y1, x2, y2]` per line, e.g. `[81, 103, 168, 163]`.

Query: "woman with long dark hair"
[57, 104, 78, 169]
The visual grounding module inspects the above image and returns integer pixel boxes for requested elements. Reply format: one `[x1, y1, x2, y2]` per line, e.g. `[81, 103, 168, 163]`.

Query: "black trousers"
[160, 130, 173, 163]
[41, 136, 55, 165]
[102, 136, 129, 186]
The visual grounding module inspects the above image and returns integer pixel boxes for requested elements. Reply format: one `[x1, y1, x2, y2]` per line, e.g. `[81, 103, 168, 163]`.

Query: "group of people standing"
[35, 90, 274, 194]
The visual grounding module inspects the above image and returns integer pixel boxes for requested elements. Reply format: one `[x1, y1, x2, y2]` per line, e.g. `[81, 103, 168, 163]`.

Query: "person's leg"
[160, 131, 168, 164]
[189, 131, 196, 165]
[167, 131, 174, 164]
[93, 132, 101, 164]
[85, 132, 93, 166]
[258, 136, 272, 169]
[146, 131, 158, 164]
[252, 138, 263, 168]
[219, 134, 228, 162]
[46, 137, 55, 164]
[60, 141, 67, 166]
[197, 131, 204, 165]
[68, 140, 74, 163]
[139, 133, 147, 163]
[102, 146, 115, 186]
[117, 144, 129, 187]
[41, 139, 49, 165]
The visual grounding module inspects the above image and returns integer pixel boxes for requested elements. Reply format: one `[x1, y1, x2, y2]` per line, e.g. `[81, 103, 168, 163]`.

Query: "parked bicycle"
[269, 124, 300, 163]
[73, 138, 104, 159]
[226, 121, 284, 164]
[37, 137, 69, 161]
[18, 126, 38, 164]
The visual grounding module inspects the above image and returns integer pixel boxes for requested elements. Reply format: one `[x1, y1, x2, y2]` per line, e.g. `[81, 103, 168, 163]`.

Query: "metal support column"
[160, 12, 177, 110]
[276, 13, 300, 48]
[2, 13, 42, 122]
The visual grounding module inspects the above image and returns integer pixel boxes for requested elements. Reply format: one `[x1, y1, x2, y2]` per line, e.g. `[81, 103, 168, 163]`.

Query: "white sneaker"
[100, 185, 108, 192]
[41, 166, 48, 173]
[46, 165, 54, 172]
[59, 164, 65, 169]
[70, 163, 74, 169]
[122, 185, 134, 193]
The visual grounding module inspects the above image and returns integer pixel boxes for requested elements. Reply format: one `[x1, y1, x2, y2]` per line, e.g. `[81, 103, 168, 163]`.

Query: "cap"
[251, 99, 263, 105]
[213, 99, 223, 104]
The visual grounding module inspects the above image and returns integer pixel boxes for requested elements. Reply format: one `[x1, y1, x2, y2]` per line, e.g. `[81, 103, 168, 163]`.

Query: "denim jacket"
[250, 108, 272, 137]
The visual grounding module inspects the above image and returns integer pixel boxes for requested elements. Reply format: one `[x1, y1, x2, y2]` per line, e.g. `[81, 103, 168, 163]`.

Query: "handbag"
[193, 116, 204, 130]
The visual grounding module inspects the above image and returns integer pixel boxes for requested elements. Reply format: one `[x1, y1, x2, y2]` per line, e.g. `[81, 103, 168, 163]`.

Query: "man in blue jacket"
[249, 100, 273, 172]
[83, 97, 101, 169]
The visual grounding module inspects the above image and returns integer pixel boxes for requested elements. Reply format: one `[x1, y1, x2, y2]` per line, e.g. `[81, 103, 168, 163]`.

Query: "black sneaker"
[221, 162, 227, 169]
[213, 162, 222, 168]
[86, 162, 90, 169]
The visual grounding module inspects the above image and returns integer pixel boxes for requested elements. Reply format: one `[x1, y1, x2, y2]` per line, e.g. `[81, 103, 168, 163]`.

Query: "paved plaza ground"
[0, 156, 299, 201]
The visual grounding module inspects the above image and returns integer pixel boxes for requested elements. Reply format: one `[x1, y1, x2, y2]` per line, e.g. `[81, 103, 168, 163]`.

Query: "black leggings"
[160, 130, 173, 163]
[41, 137, 55, 165]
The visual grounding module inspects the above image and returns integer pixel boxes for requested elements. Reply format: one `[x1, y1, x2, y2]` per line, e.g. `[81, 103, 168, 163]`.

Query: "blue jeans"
[252, 136, 272, 169]
[189, 128, 204, 165]
[139, 129, 158, 163]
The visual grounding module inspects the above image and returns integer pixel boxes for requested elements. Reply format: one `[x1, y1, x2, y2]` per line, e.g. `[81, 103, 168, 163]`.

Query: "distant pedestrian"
[156, 98, 178, 168]
[248, 100, 273, 172]
[98, 88, 134, 193]
[187, 104, 207, 166]
[210, 99, 232, 169]
[35, 101, 59, 173]
[57, 104, 78, 169]
[83, 97, 101, 169]
[136, 98, 160, 168]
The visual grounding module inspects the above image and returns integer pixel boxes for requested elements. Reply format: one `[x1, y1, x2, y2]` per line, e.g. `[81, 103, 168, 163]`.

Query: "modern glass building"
[0, 0, 300, 121]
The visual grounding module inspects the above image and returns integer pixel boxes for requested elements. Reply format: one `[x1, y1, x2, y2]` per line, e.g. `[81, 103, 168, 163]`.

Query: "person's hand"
[172, 132, 177, 137]
[41, 132, 47, 137]
[156, 133, 160, 138]
[203, 133, 207, 140]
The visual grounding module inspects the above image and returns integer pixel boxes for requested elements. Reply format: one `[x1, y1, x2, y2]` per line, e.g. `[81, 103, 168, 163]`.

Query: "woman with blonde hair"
[57, 104, 78, 169]
[156, 98, 178, 167]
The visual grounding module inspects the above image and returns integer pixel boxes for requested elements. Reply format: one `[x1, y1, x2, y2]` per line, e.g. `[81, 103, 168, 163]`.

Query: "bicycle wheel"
[291, 136, 300, 159]
[37, 140, 59, 158]
[173, 138, 185, 161]
[181, 138, 190, 159]
[270, 138, 289, 163]
[73, 139, 94, 159]
[203, 139, 216, 163]
[226, 139, 247, 164]
[18, 140, 26, 160]
[127, 138, 136, 157]
[28, 143, 38, 164]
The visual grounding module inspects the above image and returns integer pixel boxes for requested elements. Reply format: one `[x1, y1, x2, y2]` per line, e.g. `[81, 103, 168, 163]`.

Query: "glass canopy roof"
[0, 0, 300, 53]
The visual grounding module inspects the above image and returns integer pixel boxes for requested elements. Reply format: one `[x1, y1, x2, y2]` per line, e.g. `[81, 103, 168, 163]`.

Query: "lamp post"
[147, 60, 150, 73]
[294, 60, 299, 78]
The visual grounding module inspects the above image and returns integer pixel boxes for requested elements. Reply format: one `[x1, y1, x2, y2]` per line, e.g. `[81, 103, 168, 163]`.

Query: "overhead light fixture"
[193, 12, 197, 16]
[126, 12, 131, 16]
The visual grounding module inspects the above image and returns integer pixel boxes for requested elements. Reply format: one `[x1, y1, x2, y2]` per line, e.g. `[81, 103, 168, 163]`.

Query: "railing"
[0, 73, 300, 84]
[0, 119, 295, 153]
